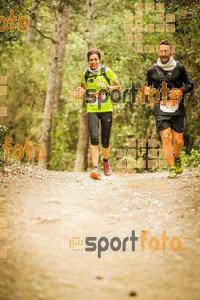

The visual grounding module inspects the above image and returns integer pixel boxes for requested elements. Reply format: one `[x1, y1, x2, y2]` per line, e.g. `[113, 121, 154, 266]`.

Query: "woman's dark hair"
[87, 49, 101, 61]
[159, 39, 172, 50]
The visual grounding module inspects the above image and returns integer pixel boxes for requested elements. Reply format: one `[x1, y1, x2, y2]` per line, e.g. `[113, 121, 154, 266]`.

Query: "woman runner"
[76, 49, 121, 180]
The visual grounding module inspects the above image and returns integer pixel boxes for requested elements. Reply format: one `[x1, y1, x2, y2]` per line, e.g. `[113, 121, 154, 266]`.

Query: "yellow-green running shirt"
[81, 67, 117, 113]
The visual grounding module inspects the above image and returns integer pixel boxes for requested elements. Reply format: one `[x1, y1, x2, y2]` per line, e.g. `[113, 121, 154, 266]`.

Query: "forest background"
[0, 0, 199, 172]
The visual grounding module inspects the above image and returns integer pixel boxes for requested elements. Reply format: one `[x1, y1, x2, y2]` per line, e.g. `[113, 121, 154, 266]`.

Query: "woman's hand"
[97, 82, 108, 90]
[75, 86, 85, 95]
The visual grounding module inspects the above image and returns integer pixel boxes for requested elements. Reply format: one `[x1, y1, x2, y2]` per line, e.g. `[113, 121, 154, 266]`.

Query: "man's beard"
[160, 56, 170, 64]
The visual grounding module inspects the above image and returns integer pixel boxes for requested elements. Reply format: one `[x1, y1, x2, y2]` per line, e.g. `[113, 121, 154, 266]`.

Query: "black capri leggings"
[87, 112, 113, 148]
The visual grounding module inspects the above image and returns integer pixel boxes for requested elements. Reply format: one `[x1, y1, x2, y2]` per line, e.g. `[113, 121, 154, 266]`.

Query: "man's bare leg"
[172, 130, 184, 159]
[160, 127, 174, 167]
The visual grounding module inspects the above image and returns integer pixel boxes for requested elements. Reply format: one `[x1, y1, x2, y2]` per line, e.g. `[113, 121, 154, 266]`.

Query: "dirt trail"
[0, 165, 200, 300]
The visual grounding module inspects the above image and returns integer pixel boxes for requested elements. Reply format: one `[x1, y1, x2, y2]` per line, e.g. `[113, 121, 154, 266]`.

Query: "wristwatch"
[106, 85, 110, 91]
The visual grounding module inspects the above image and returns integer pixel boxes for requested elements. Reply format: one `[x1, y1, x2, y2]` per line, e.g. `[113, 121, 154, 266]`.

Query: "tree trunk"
[86, 0, 95, 49]
[75, 108, 89, 171]
[27, 0, 38, 45]
[39, 1, 70, 168]
[75, 0, 95, 171]
[52, 1, 70, 112]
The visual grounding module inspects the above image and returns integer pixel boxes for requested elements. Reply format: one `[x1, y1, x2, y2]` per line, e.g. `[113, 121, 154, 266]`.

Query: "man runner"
[145, 39, 194, 178]
[76, 49, 121, 180]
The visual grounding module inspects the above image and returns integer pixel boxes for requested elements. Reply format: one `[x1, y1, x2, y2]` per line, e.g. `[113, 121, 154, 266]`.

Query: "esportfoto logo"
[124, 3, 175, 53]
[0, 10, 30, 33]
[116, 138, 168, 190]
[69, 230, 182, 258]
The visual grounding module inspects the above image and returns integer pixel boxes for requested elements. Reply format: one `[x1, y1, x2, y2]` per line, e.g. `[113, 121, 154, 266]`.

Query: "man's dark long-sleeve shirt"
[146, 62, 194, 116]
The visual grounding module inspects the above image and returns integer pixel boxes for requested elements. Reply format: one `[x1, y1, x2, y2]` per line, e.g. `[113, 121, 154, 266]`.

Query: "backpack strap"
[85, 69, 90, 84]
[154, 62, 179, 89]
[101, 66, 110, 85]
[84, 66, 110, 85]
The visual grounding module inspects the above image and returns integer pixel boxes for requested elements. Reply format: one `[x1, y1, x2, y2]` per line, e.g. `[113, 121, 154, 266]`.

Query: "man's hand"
[144, 85, 151, 95]
[169, 89, 182, 102]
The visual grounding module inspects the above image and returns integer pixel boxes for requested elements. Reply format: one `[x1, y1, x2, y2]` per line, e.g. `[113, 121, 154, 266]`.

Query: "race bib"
[89, 92, 106, 106]
[160, 100, 179, 113]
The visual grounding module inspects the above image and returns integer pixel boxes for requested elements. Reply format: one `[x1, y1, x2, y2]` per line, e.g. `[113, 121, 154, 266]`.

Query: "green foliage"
[0, 0, 199, 171]
[0, 125, 7, 133]
[181, 148, 200, 168]
[0, 0, 32, 47]
[0, 125, 8, 169]
[50, 104, 80, 171]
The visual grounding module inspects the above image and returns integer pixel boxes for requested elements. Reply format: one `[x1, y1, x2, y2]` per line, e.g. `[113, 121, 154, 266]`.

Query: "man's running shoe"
[90, 167, 101, 180]
[101, 158, 112, 176]
[168, 166, 177, 179]
[175, 157, 183, 174]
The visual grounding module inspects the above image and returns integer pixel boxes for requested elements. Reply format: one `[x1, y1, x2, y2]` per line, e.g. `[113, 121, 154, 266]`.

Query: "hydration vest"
[85, 66, 110, 85]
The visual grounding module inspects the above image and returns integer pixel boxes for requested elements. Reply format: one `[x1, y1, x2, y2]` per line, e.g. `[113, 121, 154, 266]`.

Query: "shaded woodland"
[0, 0, 199, 171]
